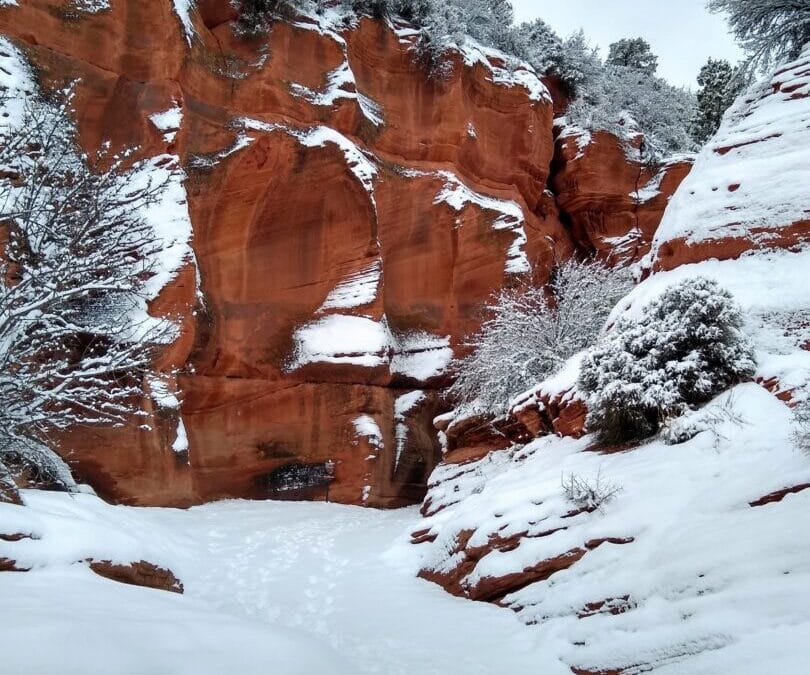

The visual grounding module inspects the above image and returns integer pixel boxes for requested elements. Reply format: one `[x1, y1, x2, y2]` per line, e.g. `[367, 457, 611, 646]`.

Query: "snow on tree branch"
[448, 259, 632, 414]
[0, 48, 181, 490]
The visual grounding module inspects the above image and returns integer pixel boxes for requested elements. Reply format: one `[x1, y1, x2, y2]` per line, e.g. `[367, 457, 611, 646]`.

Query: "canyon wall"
[0, 0, 687, 507]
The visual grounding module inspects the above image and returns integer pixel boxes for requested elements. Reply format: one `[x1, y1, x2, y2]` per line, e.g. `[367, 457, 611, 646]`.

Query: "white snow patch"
[59, 0, 110, 10]
[319, 260, 381, 311]
[0, 492, 575, 674]
[633, 168, 664, 204]
[289, 312, 453, 382]
[556, 120, 593, 160]
[289, 314, 390, 369]
[511, 350, 586, 415]
[391, 332, 453, 382]
[435, 171, 529, 274]
[296, 126, 377, 195]
[418, 384, 810, 672]
[652, 44, 810, 252]
[357, 92, 384, 126]
[394, 390, 425, 471]
[147, 374, 180, 409]
[458, 38, 550, 103]
[353, 414, 383, 449]
[289, 61, 384, 127]
[149, 105, 183, 144]
[171, 0, 196, 45]
[131, 155, 195, 304]
[172, 418, 189, 454]
[290, 62, 356, 106]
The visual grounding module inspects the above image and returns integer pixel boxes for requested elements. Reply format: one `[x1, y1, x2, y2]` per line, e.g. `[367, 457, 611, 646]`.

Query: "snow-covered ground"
[0, 491, 571, 674]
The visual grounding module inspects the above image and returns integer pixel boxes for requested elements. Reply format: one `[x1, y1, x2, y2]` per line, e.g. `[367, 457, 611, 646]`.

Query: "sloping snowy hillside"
[412, 47, 810, 674]
[650, 44, 810, 270]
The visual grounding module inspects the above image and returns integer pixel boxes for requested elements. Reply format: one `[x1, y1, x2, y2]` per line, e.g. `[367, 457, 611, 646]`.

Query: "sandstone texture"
[0, 1, 685, 507]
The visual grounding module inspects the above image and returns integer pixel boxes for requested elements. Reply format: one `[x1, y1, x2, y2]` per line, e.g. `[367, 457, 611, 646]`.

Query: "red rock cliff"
[0, 0, 687, 507]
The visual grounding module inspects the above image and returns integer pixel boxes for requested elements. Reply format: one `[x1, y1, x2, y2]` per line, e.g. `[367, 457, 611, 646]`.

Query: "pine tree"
[606, 37, 659, 74]
[515, 18, 565, 76]
[691, 58, 745, 144]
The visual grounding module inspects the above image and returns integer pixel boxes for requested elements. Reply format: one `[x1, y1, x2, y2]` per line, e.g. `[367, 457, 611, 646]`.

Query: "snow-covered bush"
[580, 277, 756, 445]
[449, 259, 631, 413]
[561, 469, 622, 512]
[234, 0, 297, 35]
[793, 400, 810, 453]
[0, 85, 169, 489]
[708, 0, 810, 72]
[567, 64, 698, 161]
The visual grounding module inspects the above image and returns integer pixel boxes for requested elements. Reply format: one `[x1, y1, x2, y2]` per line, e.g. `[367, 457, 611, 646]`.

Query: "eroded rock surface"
[0, 1, 684, 506]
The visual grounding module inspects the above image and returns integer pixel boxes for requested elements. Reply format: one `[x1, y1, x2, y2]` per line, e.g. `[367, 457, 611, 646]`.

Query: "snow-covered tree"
[234, 0, 296, 35]
[708, 0, 810, 72]
[579, 277, 756, 445]
[606, 37, 659, 74]
[0, 88, 169, 490]
[512, 18, 564, 75]
[554, 30, 604, 98]
[449, 259, 632, 413]
[567, 64, 698, 160]
[691, 58, 746, 144]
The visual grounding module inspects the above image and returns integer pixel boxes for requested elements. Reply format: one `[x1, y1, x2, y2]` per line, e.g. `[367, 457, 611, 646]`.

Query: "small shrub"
[449, 259, 631, 413]
[561, 469, 622, 512]
[793, 400, 810, 453]
[234, 0, 296, 36]
[580, 277, 756, 445]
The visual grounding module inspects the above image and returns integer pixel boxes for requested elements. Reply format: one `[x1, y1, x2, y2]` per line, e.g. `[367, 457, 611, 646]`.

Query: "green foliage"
[606, 37, 658, 74]
[708, 0, 810, 72]
[691, 58, 746, 144]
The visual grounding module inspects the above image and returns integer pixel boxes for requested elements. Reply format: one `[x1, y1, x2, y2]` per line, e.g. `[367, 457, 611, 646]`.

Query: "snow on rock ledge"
[649, 44, 810, 271]
[0, 1, 568, 508]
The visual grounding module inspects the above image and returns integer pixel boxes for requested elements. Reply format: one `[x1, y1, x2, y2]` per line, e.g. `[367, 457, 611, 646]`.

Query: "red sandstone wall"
[0, 0, 686, 507]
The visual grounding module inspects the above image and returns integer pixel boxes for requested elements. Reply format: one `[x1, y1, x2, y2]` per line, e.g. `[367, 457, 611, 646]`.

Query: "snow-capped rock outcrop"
[413, 48, 810, 673]
[649, 44, 810, 271]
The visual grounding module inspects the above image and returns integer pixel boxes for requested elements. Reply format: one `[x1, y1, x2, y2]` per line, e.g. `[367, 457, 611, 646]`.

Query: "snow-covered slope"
[1, 491, 577, 675]
[412, 48, 810, 674]
[650, 44, 810, 270]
